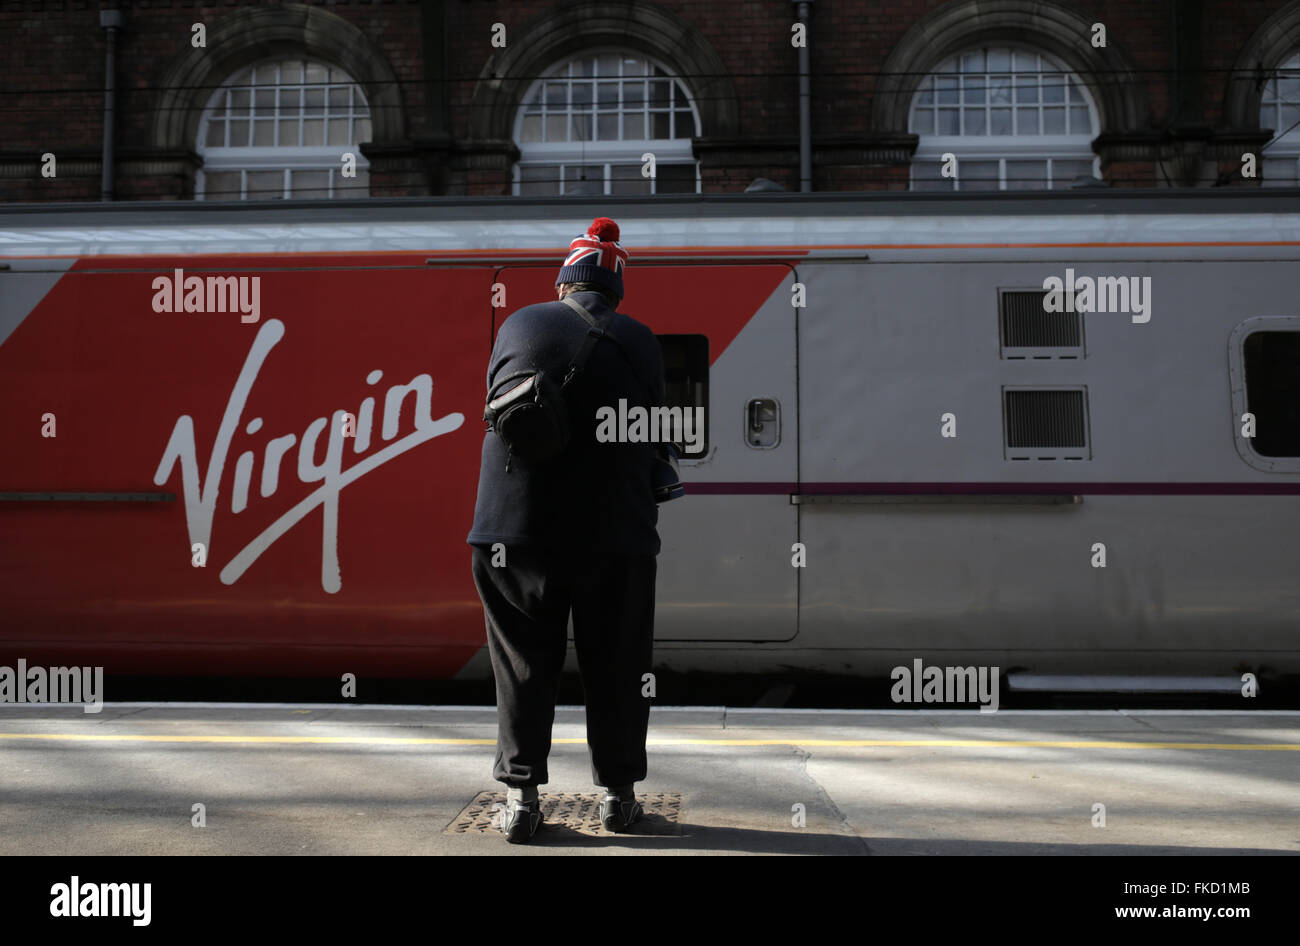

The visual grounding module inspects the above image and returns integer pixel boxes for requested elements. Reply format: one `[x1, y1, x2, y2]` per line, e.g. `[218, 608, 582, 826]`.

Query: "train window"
[1003, 387, 1090, 460]
[657, 334, 709, 457]
[1243, 331, 1300, 457]
[999, 289, 1083, 358]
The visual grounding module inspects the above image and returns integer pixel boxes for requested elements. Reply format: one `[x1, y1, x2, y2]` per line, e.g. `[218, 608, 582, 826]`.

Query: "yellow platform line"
[0, 732, 1297, 750]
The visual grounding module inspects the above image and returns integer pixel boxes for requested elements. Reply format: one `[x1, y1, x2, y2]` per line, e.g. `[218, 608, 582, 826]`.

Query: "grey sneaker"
[599, 792, 643, 833]
[503, 799, 542, 844]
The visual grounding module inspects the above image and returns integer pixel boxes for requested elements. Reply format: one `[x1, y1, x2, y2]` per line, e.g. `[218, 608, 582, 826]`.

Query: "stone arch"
[871, 0, 1148, 137]
[150, 3, 405, 154]
[468, 1, 738, 143]
[1222, 0, 1300, 130]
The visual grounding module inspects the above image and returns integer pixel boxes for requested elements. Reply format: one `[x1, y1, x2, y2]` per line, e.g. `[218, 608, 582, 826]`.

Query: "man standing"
[467, 217, 664, 844]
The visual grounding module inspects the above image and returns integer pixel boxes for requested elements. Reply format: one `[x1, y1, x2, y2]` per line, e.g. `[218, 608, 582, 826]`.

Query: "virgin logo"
[153, 318, 465, 593]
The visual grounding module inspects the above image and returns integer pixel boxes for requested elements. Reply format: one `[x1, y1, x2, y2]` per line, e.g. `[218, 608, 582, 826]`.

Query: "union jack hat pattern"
[555, 216, 628, 299]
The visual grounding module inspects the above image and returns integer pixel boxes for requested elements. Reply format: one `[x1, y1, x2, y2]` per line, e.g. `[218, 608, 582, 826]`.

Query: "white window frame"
[195, 58, 371, 200]
[1260, 53, 1300, 187]
[512, 48, 702, 195]
[909, 46, 1101, 191]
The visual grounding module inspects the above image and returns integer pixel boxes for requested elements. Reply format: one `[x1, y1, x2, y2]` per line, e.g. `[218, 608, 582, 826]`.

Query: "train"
[2, 189, 1299, 690]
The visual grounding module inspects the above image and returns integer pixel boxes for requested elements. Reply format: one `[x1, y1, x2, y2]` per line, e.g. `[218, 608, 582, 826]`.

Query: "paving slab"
[0, 706, 1294, 855]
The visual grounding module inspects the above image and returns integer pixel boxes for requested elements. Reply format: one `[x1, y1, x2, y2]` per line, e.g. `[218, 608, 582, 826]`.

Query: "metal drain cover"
[447, 791, 683, 837]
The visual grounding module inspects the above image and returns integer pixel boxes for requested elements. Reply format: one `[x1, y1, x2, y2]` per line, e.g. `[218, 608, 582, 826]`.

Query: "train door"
[493, 262, 798, 642]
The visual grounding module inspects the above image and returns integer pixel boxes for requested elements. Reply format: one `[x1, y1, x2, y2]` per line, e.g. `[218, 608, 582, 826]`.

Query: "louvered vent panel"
[1000, 290, 1082, 355]
[1005, 389, 1087, 450]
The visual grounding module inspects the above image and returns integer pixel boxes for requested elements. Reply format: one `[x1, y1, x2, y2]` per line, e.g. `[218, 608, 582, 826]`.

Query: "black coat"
[466, 290, 664, 556]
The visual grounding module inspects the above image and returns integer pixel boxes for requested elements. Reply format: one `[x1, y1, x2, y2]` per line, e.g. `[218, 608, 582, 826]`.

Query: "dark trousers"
[471, 543, 657, 790]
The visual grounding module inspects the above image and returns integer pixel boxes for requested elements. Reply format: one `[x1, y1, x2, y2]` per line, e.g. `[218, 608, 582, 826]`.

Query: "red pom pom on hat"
[587, 217, 620, 242]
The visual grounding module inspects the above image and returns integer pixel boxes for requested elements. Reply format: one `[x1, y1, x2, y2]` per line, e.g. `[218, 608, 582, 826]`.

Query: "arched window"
[513, 50, 701, 195]
[196, 59, 372, 200]
[1260, 53, 1300, 186]
[909, 46, 1100, 191]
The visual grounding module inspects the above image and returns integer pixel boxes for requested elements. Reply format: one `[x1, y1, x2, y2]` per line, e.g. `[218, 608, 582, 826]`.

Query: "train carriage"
[2, 190, 1299, 686]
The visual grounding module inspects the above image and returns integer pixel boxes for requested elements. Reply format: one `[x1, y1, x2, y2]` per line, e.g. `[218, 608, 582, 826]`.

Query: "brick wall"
[0, 0, 1292, 201]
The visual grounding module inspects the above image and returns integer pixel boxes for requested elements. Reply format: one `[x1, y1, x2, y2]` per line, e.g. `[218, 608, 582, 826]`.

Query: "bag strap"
[485, 296, 608, 402]
[560, 295, 609, 389]
[562, 294, 672, 462]
[561, 294, 657, 403]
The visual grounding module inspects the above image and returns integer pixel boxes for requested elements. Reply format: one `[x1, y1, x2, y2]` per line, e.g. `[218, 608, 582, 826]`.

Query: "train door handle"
[746, 398, 780, 448]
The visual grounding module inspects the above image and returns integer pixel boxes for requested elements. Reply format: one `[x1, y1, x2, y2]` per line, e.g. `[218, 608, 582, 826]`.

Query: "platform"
[0, 704, 1296, 855]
